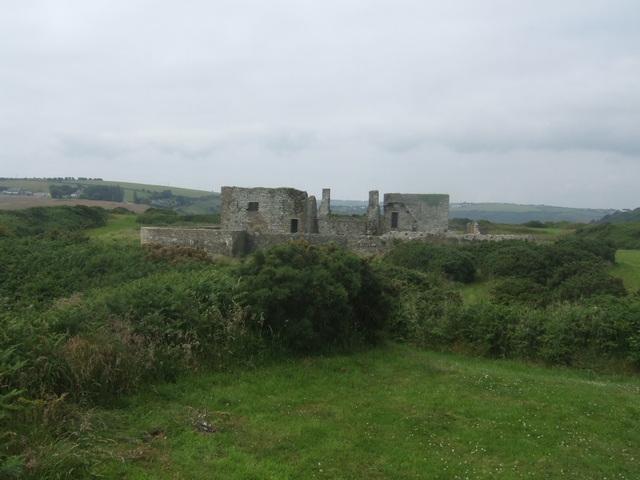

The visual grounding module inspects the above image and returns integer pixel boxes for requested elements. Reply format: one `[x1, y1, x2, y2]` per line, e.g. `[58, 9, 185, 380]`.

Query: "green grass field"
[59, 345, 640, 479]
[450, 203, 613, 224]
[86, 213, 141, 240]
[609, 250, 640, 293]
[0, 178, 216, 201]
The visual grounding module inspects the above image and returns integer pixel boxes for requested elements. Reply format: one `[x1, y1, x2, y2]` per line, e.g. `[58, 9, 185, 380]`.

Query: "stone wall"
[140, 227, 247, 257]
[317, 217, 368, 235]
[142, 227, 534, 258]
[382, 193, 449, 234]
[221, 186, 311, 234]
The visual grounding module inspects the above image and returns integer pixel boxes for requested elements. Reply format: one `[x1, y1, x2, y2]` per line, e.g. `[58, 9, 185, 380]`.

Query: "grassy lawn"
[456, 278, 491, 304]
[63, 345, 640, 479]
[609, 250, 640, 293]
[86, 214, 141, 240]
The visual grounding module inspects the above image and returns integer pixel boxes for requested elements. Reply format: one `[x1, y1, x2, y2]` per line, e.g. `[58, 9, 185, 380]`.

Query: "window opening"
[290, 218, 299, 233]
[248, 202, 259, 211]
[391, 211, 399, 228]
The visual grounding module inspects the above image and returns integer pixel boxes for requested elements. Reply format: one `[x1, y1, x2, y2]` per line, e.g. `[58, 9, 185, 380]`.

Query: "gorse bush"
[392, 294, 640, 369]
[238, 240, 390, 354]
[383, 242, 476, 284]
[0, 233, 202, 310]
[135, 208, 220, 225]
[572, 222, 640, 250]
[0, 205, 107, 237]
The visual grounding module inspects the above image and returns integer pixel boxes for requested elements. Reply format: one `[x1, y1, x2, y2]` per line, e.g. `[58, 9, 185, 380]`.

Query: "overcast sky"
[1, 1, 639, 208]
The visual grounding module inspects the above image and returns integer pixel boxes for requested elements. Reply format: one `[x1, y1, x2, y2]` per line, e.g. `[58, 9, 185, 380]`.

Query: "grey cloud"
[2, 1, 640, 208]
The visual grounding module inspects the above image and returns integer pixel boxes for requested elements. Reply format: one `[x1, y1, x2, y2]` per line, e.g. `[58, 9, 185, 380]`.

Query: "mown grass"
[482, 225, 576, 244]
[85, 214, 140, 239]
[55, 344, 640, 479]
[609, 250, 640, 293]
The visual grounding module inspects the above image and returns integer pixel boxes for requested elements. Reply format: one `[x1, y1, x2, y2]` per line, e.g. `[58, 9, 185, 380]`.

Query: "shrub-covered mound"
[135, 208, 220, 225]
[0, 205, 107, 237]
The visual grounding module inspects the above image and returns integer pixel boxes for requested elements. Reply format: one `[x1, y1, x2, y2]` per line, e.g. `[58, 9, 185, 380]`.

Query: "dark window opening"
[248, 202, 259, 211]
[391, 211, 399, 228]
[290, 218, 299, 233]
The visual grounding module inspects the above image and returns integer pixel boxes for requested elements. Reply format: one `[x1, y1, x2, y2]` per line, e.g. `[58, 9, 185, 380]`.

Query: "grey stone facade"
[382, 193, 449, 233]
[142, 186, 533, 257]
[221, 186, 316, 234]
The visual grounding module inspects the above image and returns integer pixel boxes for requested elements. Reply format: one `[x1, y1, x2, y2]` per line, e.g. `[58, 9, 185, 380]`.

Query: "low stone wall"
[140, 227, 247, 257]
[141, 227, 535, 258]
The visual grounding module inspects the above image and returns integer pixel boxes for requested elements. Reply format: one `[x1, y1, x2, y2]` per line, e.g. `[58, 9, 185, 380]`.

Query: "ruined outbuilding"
[141, 186, 532, 256]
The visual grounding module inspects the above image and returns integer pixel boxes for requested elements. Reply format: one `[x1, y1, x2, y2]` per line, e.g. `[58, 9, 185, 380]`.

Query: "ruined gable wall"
[382, 193, 449, 234]
[221, 186, 309, 234]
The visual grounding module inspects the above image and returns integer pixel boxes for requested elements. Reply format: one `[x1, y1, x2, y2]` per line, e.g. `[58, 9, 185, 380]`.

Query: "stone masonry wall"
[221, 186, 309, 234]
[140, 227, 247, 257]
[142, 227, 534, 258]
[317, 217, 368, 236]
[382, 193, 449, 234]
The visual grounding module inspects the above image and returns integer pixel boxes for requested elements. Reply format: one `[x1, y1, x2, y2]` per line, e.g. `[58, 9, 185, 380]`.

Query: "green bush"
[549, 262, 627, 301]
[238, 240, 390, 354]
[384, 242, 476, 283]
[480, 242, 548, 284]
[490, 278, 549, 306]
[135, 208, 220, 225]
[572, 222, 640, 250]
[0, 205, 107, 237]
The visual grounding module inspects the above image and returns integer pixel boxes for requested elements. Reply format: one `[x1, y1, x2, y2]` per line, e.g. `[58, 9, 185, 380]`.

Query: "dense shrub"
[573, 222, 640, 250]
[549, 237, 616, 264]
[549, 262, 627, 301]
[521, 220, 546, 228]
[81, 184, 124, 202]
[384, 242, 476, 283]
[490, 278, 549, 306]
[135, 208, 220, 225]
[479, 242, 548, 284]
[392, 295, 640, 370]
[238, 240, 390, 354]
[0, 205, 107, 237]
[0, 233, 210, 310]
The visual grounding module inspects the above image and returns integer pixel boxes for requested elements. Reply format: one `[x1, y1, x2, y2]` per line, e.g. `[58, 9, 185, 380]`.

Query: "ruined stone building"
[141, 186, 531, 256]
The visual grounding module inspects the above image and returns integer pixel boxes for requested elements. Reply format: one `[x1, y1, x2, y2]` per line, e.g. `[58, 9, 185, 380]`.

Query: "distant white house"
[2, 188, 22, 195]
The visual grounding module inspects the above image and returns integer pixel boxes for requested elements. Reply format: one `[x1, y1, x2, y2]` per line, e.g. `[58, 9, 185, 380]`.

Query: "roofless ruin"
[141, 186, 531, 256]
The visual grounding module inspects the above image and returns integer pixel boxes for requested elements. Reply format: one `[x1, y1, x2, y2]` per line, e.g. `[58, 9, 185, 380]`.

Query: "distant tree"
[81, 185, 124, 202]
[49, 184, 75, 198]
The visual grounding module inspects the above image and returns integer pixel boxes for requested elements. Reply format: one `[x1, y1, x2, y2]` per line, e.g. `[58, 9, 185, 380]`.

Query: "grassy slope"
[75, 345, 640, 479]
[85, 213, 141, 241]
[0, 178, 216, 202]
[609, 250, 640, 293]
[450, 204, 614, 224]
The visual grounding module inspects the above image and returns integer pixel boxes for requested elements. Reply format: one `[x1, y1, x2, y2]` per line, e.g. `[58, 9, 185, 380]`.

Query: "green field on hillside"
[449, 203, 615, 224]
[0, 178, 216, 202]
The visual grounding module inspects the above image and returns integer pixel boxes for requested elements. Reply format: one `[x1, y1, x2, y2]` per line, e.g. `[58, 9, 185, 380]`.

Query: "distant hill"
[0, 178, 220, 213]
[0, 179, 621, 223]
[449, 203, 615, 224]
[595, 208, 640, 223]
[327, 200, 616, 224]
